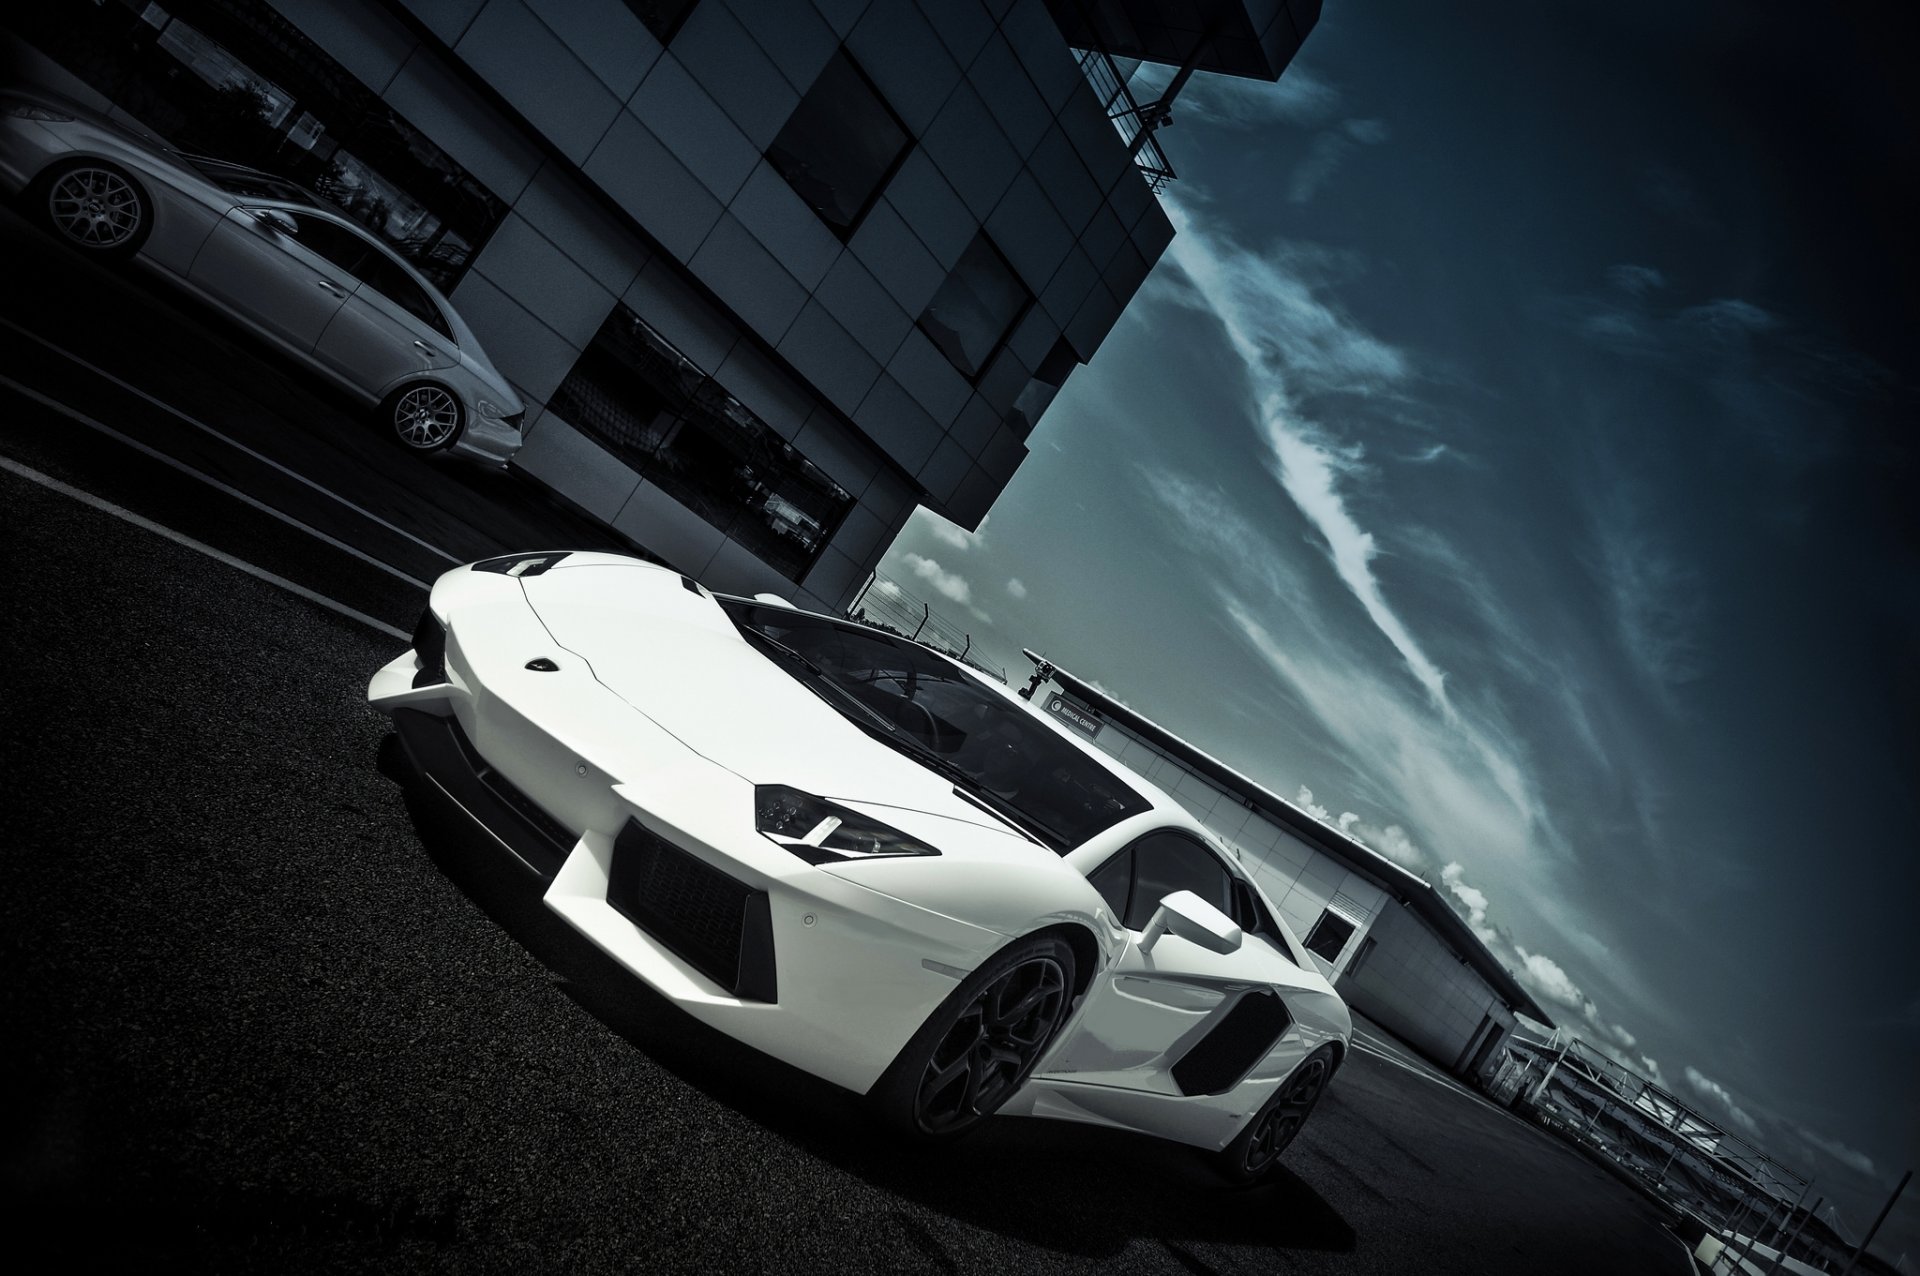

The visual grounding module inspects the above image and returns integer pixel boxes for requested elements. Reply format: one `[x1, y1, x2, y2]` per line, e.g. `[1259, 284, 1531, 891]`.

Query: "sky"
[877, 0, 1919, 1255]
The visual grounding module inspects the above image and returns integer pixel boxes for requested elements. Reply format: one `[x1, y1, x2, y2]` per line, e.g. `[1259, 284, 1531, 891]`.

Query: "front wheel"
[36, 160, 151, 258]
[869, 934, 1075, 1139]
[1216, 1045, 1338, 1183]
[383, 382, 464, 452]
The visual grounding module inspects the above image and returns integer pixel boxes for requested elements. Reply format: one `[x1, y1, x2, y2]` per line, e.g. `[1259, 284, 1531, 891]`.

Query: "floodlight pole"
[1765, 1194, 1819, 1276]
[1840, 1169, 1912, 1276]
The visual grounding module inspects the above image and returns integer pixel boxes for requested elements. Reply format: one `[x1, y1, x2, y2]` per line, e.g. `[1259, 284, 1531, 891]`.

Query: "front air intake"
[411, 608, 447, 687]
[606, 820, 777, 1003]
[1170, 990, 1293, 1096]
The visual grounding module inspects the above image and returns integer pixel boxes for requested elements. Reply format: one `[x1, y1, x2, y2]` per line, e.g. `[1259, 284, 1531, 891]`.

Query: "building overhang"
[1043, 0, 1322, 82]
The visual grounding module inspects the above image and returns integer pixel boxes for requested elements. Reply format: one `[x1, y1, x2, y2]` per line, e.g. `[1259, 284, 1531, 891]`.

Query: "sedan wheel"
[1217, 1045, 1337, 1183]
[42, 163, 148, 256]
[388, 384, 463, 451]
[872, 934, 1075, 1139]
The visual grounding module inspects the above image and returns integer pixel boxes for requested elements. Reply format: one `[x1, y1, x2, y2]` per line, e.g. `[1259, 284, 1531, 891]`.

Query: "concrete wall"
[1336, 892, 1516, 1071]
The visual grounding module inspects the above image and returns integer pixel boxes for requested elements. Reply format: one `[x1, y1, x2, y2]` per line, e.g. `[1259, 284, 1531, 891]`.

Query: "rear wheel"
[870, 933, 1074, 1139]
[384, 382, 464, 452]
[36, 160, 150, 258]
[1216, 1045, 1337, 1183]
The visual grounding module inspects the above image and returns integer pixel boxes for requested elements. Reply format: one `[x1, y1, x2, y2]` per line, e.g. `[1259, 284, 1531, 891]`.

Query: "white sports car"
[368, 551, 1351, 1176]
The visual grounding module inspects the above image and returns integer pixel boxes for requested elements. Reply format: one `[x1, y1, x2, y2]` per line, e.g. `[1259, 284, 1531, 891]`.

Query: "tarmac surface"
[1, 198, 1691, 1273]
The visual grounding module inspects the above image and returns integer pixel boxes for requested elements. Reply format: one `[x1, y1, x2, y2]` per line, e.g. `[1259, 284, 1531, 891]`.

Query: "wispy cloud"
[1005, 578, 1027, 600]
[1289, 118, 1392, 204]
[1133, 61, 1343, 130]
[1590, 484, 1706, 697]
[898, 552, 990, 624]
[1607, 264, 1667, 297]
[911, 508, 988, 552]
[1682, 1067, 1762, 1138]
[1792, 1125, 1876, 1178]
[1441, 862, 1497, 945]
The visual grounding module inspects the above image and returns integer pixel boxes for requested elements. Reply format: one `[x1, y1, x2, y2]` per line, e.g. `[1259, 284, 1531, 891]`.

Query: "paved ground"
[0, 195, 1691, 1274]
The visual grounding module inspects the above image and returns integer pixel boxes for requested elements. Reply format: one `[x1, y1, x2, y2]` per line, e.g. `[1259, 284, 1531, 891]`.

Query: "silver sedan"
[0, 87, 523, 465]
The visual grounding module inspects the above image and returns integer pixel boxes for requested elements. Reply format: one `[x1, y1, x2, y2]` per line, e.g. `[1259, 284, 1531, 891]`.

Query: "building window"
[919, 234, 1032, 381]
[1303, 909, 1357, 963]
[766, 50, 909, 238]
[8, 0, 505, 292]
[551, 305, 854, 581]
[619, 0, 698, 44]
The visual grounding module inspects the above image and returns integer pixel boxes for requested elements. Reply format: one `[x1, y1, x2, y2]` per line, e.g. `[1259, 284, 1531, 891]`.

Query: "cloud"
[1639, 1055, 1666, 1084]
[1590, 485, 1706, 696]
[1606, 264, 1666, 297]
[1134, 61, 1343, 130]
[1289, 118, 1392, 204]
[1296, 786, 1331, 822]
[1440, 862, 1498, 945]
[1005, 577, 1027, 600]
[912, 509, 988, 552]
[1792, 1125, 1876, 1178]
[899, 553, 973, 607]
[1515, 947, 1602, 1020]
[1682, 1067, 1762, 1138]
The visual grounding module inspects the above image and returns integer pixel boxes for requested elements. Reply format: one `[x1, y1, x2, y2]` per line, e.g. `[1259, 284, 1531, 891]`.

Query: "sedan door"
[1035, 832, 1316, 1128]
[187, 208, 361, 354]
[312, 229, 460, 397]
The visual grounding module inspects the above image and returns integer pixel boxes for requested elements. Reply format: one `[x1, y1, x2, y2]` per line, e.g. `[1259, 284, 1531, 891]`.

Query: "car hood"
[519, 564, 1043, 861]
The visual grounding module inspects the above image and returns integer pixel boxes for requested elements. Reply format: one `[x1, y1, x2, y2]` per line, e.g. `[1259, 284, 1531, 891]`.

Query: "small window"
[352, 244, 455, 340]
[919, 234, 1032, 381]
[767, 50, 909, 237]
[1303, 909, 1357, 963]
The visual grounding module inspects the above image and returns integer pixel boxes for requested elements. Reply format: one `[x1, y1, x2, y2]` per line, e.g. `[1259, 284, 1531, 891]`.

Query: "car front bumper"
[369, 647, 1011, 1095]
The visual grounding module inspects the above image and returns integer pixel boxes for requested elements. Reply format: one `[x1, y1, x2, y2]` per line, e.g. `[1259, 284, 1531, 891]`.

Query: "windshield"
[721, 602, 1151, 852]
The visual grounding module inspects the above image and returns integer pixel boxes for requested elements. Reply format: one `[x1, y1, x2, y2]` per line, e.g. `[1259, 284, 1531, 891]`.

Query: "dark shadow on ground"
[394, 753, 1357, 1260]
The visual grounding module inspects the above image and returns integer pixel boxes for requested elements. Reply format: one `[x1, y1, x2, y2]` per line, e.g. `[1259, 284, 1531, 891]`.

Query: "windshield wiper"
[737, 625, 898, 733]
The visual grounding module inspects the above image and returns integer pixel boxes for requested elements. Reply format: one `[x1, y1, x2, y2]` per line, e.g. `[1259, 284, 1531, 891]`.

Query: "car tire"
[1215, 1044, 1338, 1184]
[869, 933, 1076, 1140]
[383, 381, 464, 453]
[33, 159, 152, 259]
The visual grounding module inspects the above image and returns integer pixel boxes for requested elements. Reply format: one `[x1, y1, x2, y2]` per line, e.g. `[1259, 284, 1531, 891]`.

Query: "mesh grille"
[1171, 990, 1293, 1096]
[607, 821, 774, 1000]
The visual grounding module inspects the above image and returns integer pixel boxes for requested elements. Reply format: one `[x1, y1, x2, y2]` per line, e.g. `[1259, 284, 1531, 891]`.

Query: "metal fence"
[845, 572, 1006, 684]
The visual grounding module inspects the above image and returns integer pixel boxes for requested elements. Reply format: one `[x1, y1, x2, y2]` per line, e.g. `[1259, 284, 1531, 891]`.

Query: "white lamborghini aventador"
[368, 551, 1352, 1178]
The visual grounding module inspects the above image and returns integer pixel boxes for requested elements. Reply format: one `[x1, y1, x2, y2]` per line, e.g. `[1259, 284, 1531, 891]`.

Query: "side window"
[284, 212, 370, 276]
[1303, 909, 1357, 963]
[350, 243, 456, 341]
[766, 49, 909, 237]
[1122, 832, 1235, 931]
[1087, 847, 1132, 920]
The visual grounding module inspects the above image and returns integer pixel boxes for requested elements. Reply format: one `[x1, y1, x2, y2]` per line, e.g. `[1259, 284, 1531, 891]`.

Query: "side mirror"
[248, 208, 296, 236]
[751, 592, 795, 608]
[1139, 890, 1243, 956]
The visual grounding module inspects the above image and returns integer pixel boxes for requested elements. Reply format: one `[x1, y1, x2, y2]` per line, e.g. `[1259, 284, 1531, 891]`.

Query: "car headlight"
[4, 102, 74, 122]
[754, 784, 939, 865]
[476, 397, 510, 419]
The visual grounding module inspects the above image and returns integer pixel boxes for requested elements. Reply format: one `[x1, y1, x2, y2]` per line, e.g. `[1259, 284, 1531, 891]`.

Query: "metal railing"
[1072, 47, 1176, 193]
[845, 572, 1006, 684]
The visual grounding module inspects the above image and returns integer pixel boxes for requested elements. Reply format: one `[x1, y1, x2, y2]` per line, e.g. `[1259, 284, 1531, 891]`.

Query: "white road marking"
[0, 454, 411, 641]
[0, 315, 461, 563]
[0, 374, 432, 591]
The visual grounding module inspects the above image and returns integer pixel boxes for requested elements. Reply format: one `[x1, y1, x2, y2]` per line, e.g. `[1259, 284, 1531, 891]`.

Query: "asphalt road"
[0, 191, 1690, 1274]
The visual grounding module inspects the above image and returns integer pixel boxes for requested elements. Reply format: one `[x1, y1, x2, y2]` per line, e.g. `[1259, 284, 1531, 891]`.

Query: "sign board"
[1044, 693, 1103, 740]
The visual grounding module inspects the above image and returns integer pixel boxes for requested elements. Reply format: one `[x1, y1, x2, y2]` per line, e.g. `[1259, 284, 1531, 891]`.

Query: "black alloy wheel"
[1217, 1045, 1337, 1183]
[871, 934, 1075, 1139]
[37, 160, 150, 258]
[385, 382, 463, 452]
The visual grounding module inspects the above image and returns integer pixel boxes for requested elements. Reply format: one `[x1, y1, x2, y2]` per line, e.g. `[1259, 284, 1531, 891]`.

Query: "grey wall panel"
[714, 342, 813, 441]
[810, 0, 874, 40]
[968, 35, 1050, 159]
[721, 0, 838, 95]
[813, 252, 913, 365]
[1038, 244, 1097, 333]
[946, 463, 998, 527]
[1075, 201, 1128, 279]
[1000, 0, 1082, 113]
[272, 0, 415, 95]
[1057, 86, 1133, 195]
[846, 2, 959, 135]
[793, 410, 882, 496]
[673, 1, 798, 151]
[979, 423, 1027, 483]
[778, 303, 882, 417]
[384, 48, 541, 203]
[948, 393, 999, 459]
[918, 0, 993, 66]
[1065, 280, 1124, 361]
[455, 0, 620, 165]
[887, 328, 970, 423]
[511, 412, 641, 521]
[884, 149, 974, 271]
[582, 112, 721, 263]
[522, 0, 660, 100]
[918, 435, 971, 502]
[686, 213, 807, 344]
[630, 54, 759, 204]
[826, 501, 886, 563]
[986, 171, 1071, 295]
[1029, 126, 1102, 236]
[513, 162, 650, 296]
[801, 544, 864, 610]
[974, 344, 1031, 416]
[1006, 304, 1059, 371]
[447, 272, 584, 403]
[706, 535, 802, 599]
[396, 0, 485, 46]
[848, 202, 944, 317]
[613, 480, 728, 576]
[920, 83, 1020, 222]
[471, 212, 618, 349]
[1132, 201, 1176, 264]
[728, 162, 841, 290]
[861, 468, 916, 531]
[621, 258, 739, 373]
[851, 374, 943, 472]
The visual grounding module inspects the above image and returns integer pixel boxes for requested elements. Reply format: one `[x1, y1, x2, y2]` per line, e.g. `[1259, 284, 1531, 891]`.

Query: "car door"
[187, 208, 361, 354]
[1037, 831, 1309, 1099]
[311, 228, 459, 397]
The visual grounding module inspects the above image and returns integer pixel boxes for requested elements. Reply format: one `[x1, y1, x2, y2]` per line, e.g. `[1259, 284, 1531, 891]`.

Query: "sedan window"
[281, 212, 372, 277]
[351, 245, 456, 341]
